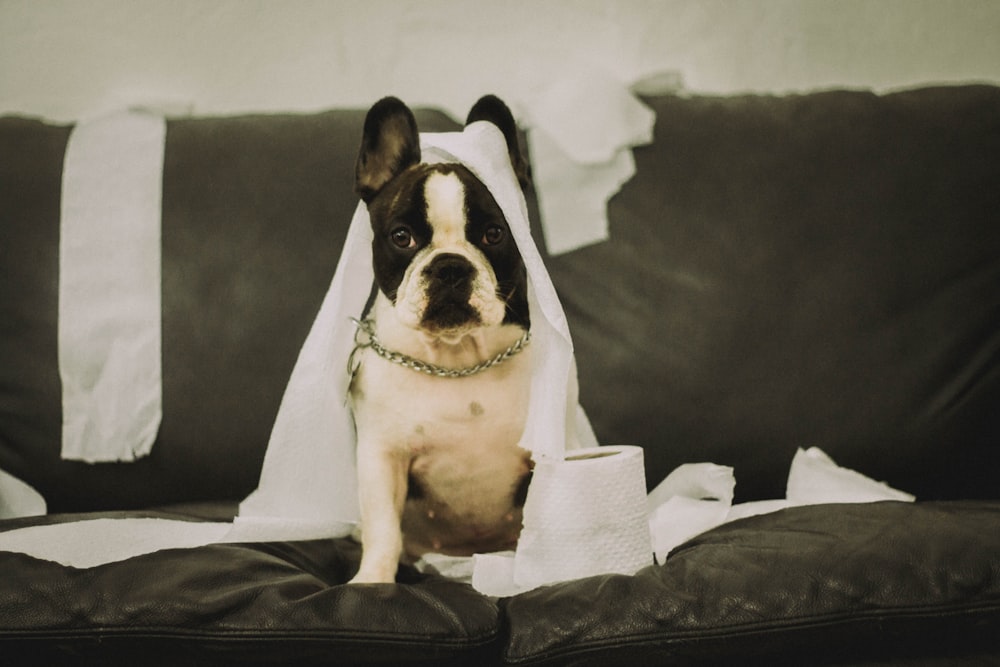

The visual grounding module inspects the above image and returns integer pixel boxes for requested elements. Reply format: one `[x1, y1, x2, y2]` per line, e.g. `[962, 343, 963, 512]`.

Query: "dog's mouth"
[420, 301, 482, 333]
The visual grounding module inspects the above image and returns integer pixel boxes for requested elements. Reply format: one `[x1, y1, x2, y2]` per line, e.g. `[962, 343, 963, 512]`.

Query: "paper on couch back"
[59, 110, 165, 463]
[525, 67, 655, 255]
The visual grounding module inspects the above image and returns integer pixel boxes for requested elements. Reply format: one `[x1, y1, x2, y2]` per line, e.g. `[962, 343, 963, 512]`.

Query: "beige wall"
[2, 0, 999, 122]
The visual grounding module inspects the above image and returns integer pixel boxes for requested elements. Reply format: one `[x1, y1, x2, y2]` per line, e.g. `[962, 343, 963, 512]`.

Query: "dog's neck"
[370, 292, 527, 370]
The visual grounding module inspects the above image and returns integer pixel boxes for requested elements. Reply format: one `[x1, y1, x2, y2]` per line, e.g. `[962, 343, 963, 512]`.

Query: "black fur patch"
[512, 469, 533, 508]
[407, 472, 425, 500]
[365, 163, 436, 302]
[355, 97, 420, 204]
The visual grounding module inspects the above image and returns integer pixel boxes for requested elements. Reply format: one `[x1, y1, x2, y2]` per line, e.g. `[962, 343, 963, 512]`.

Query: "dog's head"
[355, 95, 530, 339]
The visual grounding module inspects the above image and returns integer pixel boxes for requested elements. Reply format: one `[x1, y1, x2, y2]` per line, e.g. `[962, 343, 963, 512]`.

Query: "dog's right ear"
[355, 97, 421, 204]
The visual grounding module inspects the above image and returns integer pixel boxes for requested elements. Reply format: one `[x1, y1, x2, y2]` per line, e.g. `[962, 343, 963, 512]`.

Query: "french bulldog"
[348, 95, 534, 584]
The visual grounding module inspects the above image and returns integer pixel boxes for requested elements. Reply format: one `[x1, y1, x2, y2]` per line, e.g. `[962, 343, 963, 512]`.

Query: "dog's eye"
[390, 227, 415, 249]
[482, 225, 505, 246]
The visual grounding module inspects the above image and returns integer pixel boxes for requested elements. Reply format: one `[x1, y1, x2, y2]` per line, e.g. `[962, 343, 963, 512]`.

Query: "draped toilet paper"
[525, 67, 656, 255]
[647, 463, 735, 563]
[59, 109, 166, 463]
[235, 118, 597, 541]
[0, 468, 46, 520]
[786, 447, 916, 504]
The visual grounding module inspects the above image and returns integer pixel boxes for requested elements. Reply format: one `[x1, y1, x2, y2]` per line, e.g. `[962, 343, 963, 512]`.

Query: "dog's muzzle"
[420, 253, 481, 330]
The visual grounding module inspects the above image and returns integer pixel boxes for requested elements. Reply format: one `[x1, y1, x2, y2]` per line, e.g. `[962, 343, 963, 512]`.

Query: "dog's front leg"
[349, 444, 409, 584]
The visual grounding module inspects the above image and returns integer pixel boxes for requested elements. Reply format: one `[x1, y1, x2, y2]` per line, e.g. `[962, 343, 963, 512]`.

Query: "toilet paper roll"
[514, 446, 653, 588]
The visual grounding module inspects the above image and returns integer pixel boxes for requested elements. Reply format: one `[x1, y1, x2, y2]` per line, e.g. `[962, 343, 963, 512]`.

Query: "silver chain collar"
[349, 317, 531, 379]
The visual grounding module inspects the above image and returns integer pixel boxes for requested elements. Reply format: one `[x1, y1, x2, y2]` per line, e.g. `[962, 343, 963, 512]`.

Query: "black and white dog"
[348, 96, 534, 584]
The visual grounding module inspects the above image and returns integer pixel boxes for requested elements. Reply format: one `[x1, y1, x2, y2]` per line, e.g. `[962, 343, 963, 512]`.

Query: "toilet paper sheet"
[525, 67, 656, 255]
[0, 468, 46, 520]
[59, 110, 166, 463]
[786, 446, 916, 505]
[646, 447, 915, 564]
[647, 463, 735, 562]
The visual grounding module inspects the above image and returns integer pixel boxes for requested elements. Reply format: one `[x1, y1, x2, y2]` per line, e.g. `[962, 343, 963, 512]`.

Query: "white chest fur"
[349, 297, 533, 560]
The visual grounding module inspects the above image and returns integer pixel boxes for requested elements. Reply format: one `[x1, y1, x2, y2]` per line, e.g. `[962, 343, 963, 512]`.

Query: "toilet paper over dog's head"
[237, 96, 597, 533]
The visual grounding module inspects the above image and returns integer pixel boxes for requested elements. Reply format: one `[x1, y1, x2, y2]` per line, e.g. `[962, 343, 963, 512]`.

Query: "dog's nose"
[424, 254, 475, 287]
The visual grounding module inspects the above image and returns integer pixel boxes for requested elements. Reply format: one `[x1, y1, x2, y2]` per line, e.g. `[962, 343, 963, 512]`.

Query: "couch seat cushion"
[0, 523, 498, 666]
[502, 501, 1000, 666]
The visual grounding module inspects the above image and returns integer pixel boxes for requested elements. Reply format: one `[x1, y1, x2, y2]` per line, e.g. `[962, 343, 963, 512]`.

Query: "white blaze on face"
[424, 172, 467, 245]
[394, 170, 506, 332]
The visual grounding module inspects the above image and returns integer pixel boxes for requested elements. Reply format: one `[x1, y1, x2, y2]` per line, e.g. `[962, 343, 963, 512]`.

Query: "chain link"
[350, 317, 530, 379]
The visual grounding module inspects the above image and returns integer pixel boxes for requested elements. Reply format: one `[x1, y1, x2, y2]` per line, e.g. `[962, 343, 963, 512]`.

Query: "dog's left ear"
[356, 97, 421, 204]
[466, 95, 530, 190]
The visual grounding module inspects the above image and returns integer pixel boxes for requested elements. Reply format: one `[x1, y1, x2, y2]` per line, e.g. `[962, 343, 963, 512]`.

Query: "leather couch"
[2, 85, 999, 666]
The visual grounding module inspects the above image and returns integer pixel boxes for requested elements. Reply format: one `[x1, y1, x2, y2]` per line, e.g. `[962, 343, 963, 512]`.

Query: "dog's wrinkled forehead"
[367, 162, 504, 239]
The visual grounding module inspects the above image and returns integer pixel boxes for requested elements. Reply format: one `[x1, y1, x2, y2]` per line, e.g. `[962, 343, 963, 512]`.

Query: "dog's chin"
[394, 293, 508, 343]
[421, 299, 479, 328]
[416, 305, 484, 343]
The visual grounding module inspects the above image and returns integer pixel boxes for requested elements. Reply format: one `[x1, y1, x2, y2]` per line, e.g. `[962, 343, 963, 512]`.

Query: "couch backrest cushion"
[2, 87, 998, 512]
[550, 86, 1000, 501]
[0, 110, 459, 512]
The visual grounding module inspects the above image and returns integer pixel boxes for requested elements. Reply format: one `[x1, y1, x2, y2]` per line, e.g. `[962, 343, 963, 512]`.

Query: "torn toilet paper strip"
[59, 110, 165, 463]
[646, 448, 916, 563]
[0, 467, 46, 520]
[786, 446, 916, 505]
[529, 130, 639, 255]
[527, 68, 656, 165]
[524, 68, 655, 255]
[646, 463, 735, 561]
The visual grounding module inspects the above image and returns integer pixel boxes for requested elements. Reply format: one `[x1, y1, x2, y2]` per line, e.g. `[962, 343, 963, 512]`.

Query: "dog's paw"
[348, 566, 397, 584]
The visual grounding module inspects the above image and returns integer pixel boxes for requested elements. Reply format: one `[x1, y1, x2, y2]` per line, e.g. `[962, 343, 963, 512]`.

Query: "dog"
[348, 95, 534, 584]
